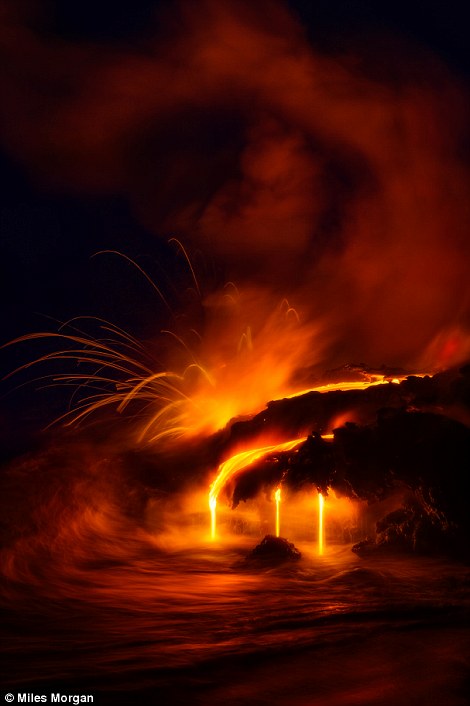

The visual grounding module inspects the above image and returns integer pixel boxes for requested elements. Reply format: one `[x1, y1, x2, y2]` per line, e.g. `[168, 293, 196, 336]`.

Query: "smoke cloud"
[1, 0, 469, 373]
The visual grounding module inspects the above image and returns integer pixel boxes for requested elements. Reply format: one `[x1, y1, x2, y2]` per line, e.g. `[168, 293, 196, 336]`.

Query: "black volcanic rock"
[242, 535, 301, 566]
[235, 408, 470, 505]
[220, 366, 470, 457]
[352, 506, 460, 557]
[227, 399, 470, 559]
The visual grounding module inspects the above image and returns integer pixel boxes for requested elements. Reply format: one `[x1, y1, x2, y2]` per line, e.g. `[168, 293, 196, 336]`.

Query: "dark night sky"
[1, 0, 469, 452]
[1, 0, 469, 339]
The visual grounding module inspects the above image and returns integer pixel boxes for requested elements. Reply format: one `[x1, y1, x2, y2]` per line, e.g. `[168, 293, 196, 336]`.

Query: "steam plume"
[1, 0, 469, 373]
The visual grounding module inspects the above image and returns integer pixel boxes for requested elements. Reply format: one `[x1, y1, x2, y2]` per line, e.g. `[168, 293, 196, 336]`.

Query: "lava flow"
[318, 492, 324, 556]
[1, 0, 470, 702]
[275, 486, 281, 538]
[209, 437, 331, 547]
[206, 372, 412, 548]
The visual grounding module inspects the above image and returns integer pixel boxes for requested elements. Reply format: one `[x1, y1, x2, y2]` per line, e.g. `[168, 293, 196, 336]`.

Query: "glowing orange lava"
[207, 371, 423, 542]
[208, 437, 306, 539]
[275, 487, 281, 538]
[207, 433, 340, 541]
[4, 252, 419, 449]
[283, 375, 397, 399]
[318, 492, 324, 556]
[209, 496, 217, 541]
[205, 361, 424, 543]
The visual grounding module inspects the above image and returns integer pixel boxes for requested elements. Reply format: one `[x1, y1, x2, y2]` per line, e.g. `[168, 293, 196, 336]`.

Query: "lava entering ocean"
[2, 240, 469, 702]
[1, 0, 470, 704]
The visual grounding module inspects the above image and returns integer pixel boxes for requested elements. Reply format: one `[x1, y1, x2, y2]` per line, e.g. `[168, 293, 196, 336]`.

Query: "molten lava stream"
[275, 486, 281, 538]
[318, 492, 324, 556]
[209, 496, 217, 541]
[209, 438, 305, 541]
[207, 434, 336, 555]
[205, 370, 432, 550]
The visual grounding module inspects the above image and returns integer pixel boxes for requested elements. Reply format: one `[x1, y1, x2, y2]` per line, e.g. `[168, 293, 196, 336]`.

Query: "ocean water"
[1, 515, 469, 706]
[0, 439, 468, 706]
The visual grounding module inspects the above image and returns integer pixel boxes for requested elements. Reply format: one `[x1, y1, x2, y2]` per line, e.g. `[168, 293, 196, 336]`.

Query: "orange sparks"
[3, 282, 421, 449]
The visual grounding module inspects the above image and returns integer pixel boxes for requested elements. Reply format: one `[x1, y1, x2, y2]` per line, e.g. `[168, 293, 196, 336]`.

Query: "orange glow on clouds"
[0, 0, 469, 377]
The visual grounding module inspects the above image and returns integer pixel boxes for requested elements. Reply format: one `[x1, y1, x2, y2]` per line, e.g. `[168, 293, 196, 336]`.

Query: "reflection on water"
[1, 468, 469, 706]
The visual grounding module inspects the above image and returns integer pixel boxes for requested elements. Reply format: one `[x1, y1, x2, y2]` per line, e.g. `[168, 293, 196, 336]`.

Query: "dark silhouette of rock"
[223, 365, 470, 560]
[242, 535, 301, 566]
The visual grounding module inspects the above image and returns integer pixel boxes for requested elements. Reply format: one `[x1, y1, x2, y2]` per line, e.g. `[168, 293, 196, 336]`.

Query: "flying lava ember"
[1, 1, 470, 705]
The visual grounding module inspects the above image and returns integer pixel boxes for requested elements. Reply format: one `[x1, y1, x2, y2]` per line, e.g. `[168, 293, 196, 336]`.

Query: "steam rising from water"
[0, 433, 400, 587]
[1, 441, 469, 705]
[1, 7, 470, 702]
[1, 0, 470, 375]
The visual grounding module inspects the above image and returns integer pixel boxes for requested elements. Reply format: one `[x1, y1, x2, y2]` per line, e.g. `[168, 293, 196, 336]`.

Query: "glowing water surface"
[1, 511, 468, 706]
